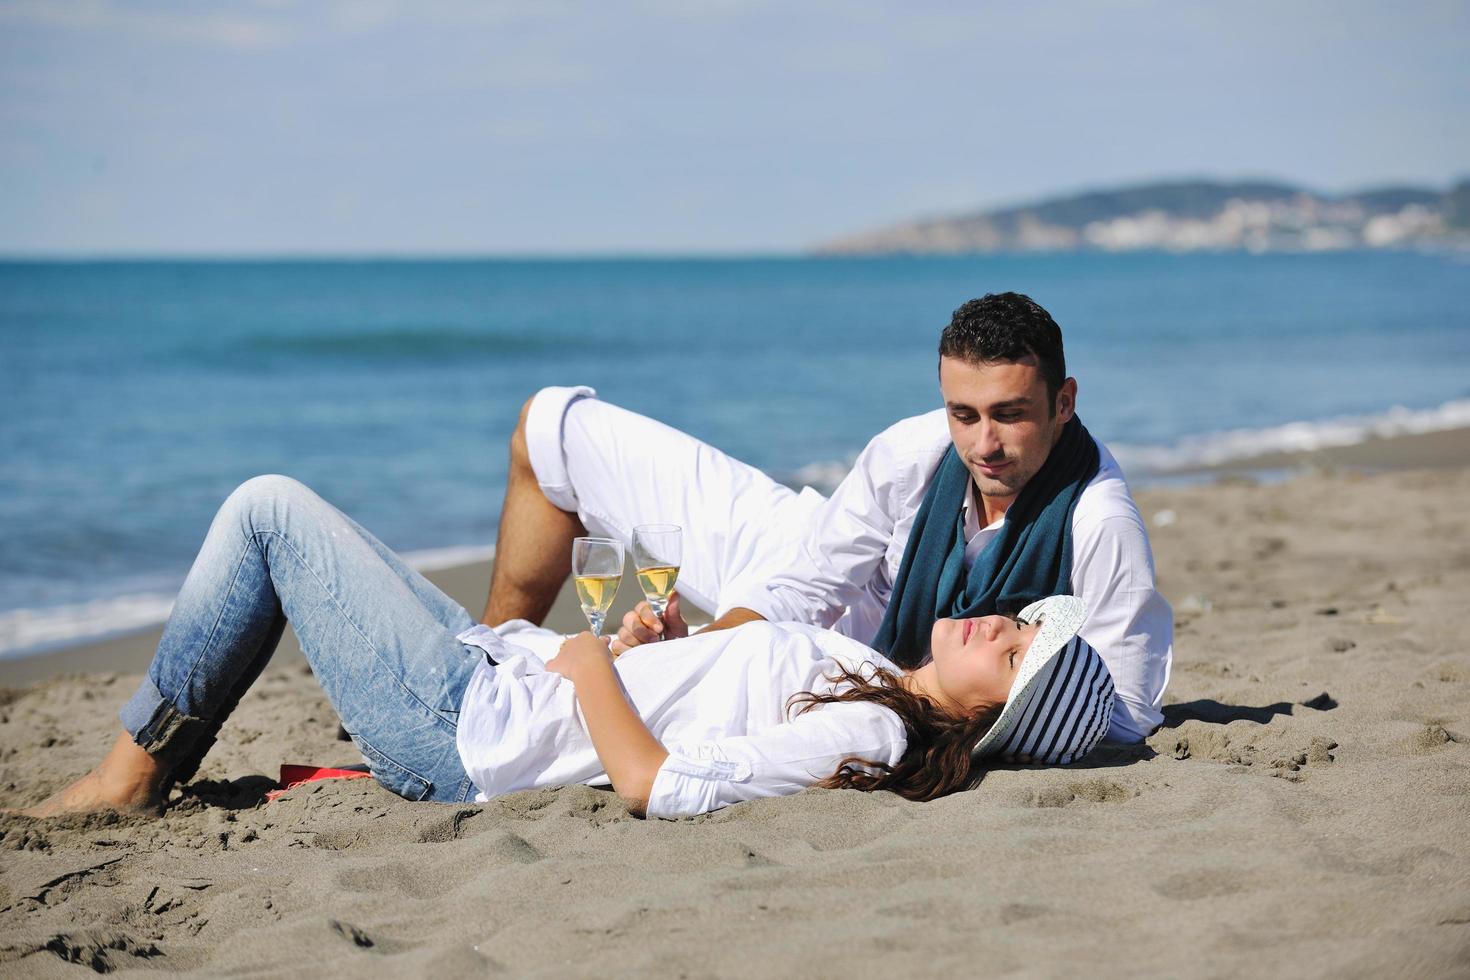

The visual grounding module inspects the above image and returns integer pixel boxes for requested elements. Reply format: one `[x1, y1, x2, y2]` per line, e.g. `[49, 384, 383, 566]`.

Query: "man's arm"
[700, 606, 765, 632]
[612, 592, 763, 654]
[617, 418, 942, 654]
[1071, 513, 1173, 742]
[721, 416, 944, 630]
[546, 633, 668, 815]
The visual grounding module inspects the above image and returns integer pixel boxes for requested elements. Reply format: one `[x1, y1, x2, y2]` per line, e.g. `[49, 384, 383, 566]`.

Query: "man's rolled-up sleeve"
[1071, 514, 1173, 742]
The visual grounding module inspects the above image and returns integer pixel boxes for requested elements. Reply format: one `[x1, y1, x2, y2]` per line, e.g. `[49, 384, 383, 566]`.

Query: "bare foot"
[7, 731, 169, 819]
[10, 767, 164, 819]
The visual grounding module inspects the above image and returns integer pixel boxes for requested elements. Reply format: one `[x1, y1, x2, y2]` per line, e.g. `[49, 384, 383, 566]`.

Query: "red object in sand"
[265, 764, 373, 801]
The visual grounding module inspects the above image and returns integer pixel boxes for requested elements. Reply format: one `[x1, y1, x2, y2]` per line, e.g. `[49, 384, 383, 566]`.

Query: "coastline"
[1146, 421, 1470, 479]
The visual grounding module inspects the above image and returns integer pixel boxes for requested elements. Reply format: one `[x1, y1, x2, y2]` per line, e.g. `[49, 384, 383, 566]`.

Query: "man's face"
[939, 355, 1076, 512]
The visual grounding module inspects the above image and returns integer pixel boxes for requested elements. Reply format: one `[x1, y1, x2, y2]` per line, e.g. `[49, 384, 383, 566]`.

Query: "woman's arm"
[546, 632, 669, 815]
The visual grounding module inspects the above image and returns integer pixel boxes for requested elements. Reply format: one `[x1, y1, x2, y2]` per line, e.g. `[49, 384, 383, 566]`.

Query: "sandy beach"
[3, 436, 1469, 976]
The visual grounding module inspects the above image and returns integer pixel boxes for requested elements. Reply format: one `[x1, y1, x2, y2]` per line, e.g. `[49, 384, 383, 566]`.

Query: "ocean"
[3, 251, 1468, 658]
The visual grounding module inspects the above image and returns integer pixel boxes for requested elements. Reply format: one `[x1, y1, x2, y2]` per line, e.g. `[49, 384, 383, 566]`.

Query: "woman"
[17, 476, 1114, 820]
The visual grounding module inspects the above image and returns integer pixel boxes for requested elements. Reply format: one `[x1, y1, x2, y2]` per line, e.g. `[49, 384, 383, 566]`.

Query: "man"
[481, 293, 1171, 742]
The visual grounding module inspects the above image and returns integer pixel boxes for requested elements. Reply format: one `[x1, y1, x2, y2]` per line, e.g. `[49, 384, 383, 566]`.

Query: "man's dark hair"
[938, 292, 1067, 404]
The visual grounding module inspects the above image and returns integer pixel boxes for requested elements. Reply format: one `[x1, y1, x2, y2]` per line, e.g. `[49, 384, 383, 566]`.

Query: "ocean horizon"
[3, 251, 1468, 659]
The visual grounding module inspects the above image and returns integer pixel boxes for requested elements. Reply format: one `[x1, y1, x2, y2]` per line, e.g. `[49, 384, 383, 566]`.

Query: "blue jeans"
[119, 475, 483, 804]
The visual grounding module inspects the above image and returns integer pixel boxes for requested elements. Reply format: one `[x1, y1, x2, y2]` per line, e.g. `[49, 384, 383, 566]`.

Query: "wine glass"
[571, 537, 624, 637]
[632, 524, 682, 620]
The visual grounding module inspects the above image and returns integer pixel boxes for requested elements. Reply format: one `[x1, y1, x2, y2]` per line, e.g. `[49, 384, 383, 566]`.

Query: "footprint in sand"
[328, 919, 380, 951]
[5, 856, 127, 912]
[422, 944, 506, 974]
[480, 831, 543, 865]
[483, 787, 559, 821]
[0, 929, 163, 973]
[548, 785, 628, 826]
[1407, 724, 1462, 755]
[415, 806, 483, 843]
[729, 841, 778, 868]
[998, 902, 1050, 924]
[307, 828, 363, 850]
[1026, 778, 1135, 808]
[0, 820, 52, 853]
[325, 917, 418, 957]
[1152, 867, 1255, 901]
[335, 863, 459, 899]
[1167, 723, 1337, 774]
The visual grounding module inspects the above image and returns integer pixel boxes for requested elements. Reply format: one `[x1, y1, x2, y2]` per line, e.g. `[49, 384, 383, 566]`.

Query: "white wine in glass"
[571, 537, 624, 637]
[632, 524, 682, 618]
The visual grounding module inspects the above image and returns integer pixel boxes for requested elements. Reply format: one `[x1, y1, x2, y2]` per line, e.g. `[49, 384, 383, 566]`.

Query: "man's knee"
[509, 393, 538, 474]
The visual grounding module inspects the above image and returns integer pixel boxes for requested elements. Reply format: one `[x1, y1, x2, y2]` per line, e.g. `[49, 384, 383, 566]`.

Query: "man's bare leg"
[11, 731, 168, 818]
[480, 396, 587, 626]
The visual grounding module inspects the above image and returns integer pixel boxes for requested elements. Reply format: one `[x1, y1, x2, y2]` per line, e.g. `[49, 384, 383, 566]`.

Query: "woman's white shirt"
[453, 620, 908, 819]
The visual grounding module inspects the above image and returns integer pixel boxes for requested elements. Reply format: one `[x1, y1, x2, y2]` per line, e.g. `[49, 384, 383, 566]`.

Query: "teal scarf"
[872, 416, 1099, 668]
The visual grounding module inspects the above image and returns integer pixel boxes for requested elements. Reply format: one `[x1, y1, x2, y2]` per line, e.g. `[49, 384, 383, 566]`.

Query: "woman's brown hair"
[789, 664, 1002, 803]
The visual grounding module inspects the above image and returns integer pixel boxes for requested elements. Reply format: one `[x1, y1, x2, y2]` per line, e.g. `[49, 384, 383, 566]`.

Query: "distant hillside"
[813, 178, 1469, 254]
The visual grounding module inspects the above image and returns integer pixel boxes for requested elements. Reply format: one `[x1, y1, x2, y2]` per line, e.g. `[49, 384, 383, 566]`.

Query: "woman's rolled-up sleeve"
[644, 701, 906, 819]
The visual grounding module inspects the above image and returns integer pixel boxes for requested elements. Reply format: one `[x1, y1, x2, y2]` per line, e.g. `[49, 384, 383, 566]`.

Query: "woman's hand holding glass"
[546, 630, 615, 681]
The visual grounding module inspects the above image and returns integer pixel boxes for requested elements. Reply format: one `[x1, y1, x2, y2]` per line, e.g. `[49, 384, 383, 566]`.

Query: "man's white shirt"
[719, 409, 1172, 742]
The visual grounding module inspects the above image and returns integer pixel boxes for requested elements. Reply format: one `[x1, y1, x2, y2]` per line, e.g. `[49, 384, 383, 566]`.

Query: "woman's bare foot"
[8, 731, 168, 819]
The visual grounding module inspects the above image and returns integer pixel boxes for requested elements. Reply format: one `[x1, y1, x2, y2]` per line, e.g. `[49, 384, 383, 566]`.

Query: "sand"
[3, 439, 1470, 976]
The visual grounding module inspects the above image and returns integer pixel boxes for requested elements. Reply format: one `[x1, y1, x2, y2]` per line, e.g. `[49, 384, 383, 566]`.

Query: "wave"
[232, 327, 570, 361]
[399, 543, 495, 573]
[778, 457, 858, 495]
[0, 592, 180, 661]
[1110, 398, 1470, 473]
[777, 399, 1470, 491]
[0, 543, 495, 662]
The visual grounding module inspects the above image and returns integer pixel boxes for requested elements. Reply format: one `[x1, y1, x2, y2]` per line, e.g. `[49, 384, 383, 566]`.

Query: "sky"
[1, 0, 1467, 255]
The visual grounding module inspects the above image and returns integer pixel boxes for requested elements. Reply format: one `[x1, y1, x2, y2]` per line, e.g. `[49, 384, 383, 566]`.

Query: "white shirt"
[453, 620, 907, 819]
[719, 409, 1172, 743]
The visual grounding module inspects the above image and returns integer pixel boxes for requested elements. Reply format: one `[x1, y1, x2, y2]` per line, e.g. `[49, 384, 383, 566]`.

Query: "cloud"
[0, 0, 294, 48]
[0, 0, 601, 49]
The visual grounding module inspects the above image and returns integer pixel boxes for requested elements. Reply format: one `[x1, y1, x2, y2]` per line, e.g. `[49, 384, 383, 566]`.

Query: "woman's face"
[926, 615, 1042, 714]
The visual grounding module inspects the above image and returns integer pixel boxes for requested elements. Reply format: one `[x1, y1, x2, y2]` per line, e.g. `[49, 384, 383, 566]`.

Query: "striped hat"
[971, 595, 1115, 765]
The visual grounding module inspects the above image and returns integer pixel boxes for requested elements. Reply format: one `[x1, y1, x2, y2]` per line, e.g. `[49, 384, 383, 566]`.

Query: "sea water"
[3, 251, 1468, 657]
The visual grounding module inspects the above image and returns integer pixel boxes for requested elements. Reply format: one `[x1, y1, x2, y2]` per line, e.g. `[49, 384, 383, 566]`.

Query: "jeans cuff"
[118, 675, 214, 770]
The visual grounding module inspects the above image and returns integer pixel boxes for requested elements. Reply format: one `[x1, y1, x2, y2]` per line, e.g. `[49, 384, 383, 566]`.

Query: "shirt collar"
[962, 478, 1004, 539]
